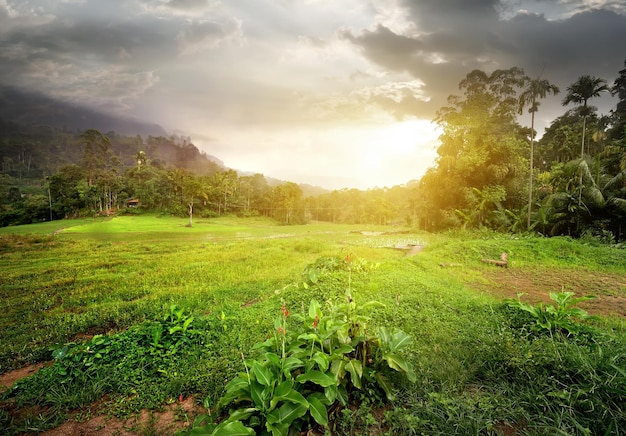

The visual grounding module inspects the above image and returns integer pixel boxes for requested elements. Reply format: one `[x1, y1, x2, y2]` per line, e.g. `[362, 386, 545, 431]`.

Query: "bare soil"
[37, 396, 201, 436]
[473, 266, 626, 317]
[1, 369, 205, 436]
[0, 363, 48, 389]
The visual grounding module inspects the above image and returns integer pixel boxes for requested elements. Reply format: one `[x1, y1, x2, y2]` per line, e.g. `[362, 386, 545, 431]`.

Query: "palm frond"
[608, 197, 626, 213]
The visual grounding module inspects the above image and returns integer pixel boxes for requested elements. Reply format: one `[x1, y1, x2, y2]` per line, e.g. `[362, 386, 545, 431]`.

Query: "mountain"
[0, 86, 329, 194]
[0, 85, 167, 138]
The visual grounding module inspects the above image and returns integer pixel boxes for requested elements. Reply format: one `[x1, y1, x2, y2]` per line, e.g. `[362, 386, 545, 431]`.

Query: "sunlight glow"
[197, 118, 441, 190]
[356, 119, 441, 181]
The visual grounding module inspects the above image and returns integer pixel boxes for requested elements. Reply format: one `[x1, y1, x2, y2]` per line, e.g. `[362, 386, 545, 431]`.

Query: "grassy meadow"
[1, 215, 626, 435]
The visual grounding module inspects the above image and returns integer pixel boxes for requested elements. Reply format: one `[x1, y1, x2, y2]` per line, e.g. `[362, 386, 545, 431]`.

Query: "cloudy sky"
[1, 0, 625, 189]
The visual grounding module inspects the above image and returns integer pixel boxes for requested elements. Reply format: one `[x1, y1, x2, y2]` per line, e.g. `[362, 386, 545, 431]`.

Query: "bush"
[190, 295, 416, 435]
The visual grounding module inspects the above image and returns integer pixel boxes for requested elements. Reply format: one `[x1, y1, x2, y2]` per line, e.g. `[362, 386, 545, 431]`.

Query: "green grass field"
[1, 216, 625, 435]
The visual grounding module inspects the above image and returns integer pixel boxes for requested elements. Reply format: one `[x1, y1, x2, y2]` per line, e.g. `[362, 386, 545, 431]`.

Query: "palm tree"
[562, 75, 609, 160]
[562, 75, 609, 211]
[519, 74, 560, 229]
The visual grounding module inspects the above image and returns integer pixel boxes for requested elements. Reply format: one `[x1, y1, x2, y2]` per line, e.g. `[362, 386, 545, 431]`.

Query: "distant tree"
[536, 110, 590, 167]
[562, 75, 610, 211]
[518, 74, 560, 229]
[49, 165, 87, 218]
[239, 173, 270, 215]
[182, 173, 206, 227]
[609, 59, 626, 140]
[209, 170, 240, 215]
[271, 182, 304, 224]
[0, 174, 22, 226]
[80, 129, 111, 187]
[136, 150, 146, 170]
[562, 75, 610, 159]
[22, 195, 49, 223]
[126, 164, 172, 209]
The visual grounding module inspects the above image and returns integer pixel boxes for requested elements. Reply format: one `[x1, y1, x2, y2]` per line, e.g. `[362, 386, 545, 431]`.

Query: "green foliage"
[505, 291, 597, 334]
[1, 305, 213, 434]
[300, 253, 375, 289]
[472, 307, 626, 436]
[415, 67, 529, 231]
[191, 296, 415, 435]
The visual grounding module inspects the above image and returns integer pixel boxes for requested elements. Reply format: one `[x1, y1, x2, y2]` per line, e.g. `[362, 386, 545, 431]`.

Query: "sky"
[1, 0, 625, 190]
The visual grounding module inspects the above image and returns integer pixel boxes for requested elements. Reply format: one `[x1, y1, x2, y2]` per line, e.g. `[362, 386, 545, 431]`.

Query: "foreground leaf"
[307, 394, 329, 426]
[345, 359, 363, 389]
[266, 402, 308, 426]
[210, 420, 255, 436]
[296, 370, 336, 387]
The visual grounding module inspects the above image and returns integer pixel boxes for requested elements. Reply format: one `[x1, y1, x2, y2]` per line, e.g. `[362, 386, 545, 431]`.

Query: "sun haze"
[0, 0, 624, 188]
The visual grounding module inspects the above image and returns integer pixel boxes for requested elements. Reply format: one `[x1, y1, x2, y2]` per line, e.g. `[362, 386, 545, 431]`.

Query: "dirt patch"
[0, 362, 48, 389]
[473, 267, 626, 317]
[1, 366, 206, 436]
[37, 396, 203, 436]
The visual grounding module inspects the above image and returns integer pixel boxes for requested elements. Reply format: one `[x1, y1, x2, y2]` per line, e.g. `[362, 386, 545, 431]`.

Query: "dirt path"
[473, 267, 626, 317]
[37, 397, 201, 436]
[0, 363, 47, 389]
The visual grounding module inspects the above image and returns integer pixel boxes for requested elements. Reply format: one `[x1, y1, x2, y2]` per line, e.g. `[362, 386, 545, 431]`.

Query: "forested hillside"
[0, 124, 226, 224]
[0, 121, 340, 227]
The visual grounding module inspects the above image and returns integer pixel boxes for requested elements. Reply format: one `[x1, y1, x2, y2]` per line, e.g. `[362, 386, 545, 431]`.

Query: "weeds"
[505, 291, 598, 335]
[0, 305, 215, 434]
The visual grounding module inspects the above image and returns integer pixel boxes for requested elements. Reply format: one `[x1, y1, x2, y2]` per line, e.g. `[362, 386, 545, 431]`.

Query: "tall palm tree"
[519, 74, 560, 229]
[562, 75, 609, 160]
[562, 75, 609, 211]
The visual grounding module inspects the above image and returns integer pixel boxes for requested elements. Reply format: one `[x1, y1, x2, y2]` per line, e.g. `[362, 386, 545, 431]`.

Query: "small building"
[127, 198, 140, 208]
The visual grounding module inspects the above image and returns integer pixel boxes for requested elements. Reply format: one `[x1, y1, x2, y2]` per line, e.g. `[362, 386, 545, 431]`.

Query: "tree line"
[0, 127, 312, 226]
[0, 119, 418, 227]
[412, 60, 626, 242]
[1, 60, 625, 240]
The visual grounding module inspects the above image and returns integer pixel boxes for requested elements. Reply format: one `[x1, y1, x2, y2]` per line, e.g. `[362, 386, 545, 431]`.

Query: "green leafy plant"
[190, 295, 415, 435]
[1, 305, 207, 434]
[150, 304, 197, 352]
[50, 305, 197, 370]
[301, 253, 374, 289]
[505, 291, 597, 334]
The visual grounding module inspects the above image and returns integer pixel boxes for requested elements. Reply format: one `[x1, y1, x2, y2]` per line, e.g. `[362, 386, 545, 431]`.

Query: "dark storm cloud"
[344, 0, 626, 119]
[177, 19, 243, 54]
[166, 0, 213, 11]
[0, 0, 242, 111]
[402, 0, 501, 30]
[341, 24, 422, 71]
[503, 9, 626, 81]
[0, 18, 169, 109]
[341, 25, 475, 119]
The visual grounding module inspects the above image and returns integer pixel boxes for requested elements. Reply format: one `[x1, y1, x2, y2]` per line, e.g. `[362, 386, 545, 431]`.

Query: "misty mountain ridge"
[0, 85, 167, 138]
[0, 86, 329, 195]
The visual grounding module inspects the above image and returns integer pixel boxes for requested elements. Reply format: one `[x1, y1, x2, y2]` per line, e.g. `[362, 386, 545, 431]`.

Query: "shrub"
[505, 291, 597, 335]
[190, 295, 416, 435]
